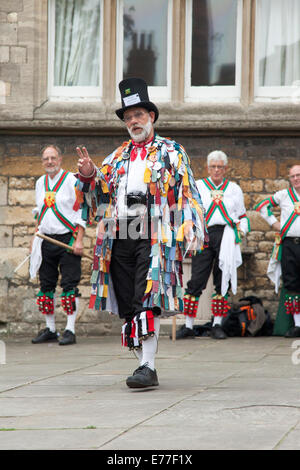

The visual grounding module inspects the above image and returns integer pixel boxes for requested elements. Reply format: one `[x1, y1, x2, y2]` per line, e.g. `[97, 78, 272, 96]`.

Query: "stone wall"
[0, 132, 299, 337]
[1, 0, 300, 338]
[0, 134, 123, 338]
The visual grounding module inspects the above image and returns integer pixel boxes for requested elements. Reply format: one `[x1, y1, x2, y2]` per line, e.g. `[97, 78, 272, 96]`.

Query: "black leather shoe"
[285, 326, 300, 338]
[32, 327, 58, 344]
[126, 364, 159, 388]
[59, 329, 76, 345]
[210, 325, 227, 339]
[172, 325, 195, 340]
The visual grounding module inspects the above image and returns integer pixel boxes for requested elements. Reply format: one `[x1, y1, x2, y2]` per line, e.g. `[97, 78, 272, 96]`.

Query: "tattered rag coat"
[75, 134, 207, 317]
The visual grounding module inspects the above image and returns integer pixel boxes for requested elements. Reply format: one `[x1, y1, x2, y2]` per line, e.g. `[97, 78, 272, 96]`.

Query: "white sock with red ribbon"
[141, 317, 160, 371]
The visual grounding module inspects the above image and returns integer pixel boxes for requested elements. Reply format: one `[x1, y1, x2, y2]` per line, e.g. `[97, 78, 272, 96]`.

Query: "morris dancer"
[255, 164, 300, 338]
[75, 77, 207, 388]
[176, 150, 250, 340]
[30, 144, 86, 345]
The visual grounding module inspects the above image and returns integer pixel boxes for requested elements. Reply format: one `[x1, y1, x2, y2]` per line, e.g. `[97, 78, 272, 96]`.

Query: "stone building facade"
[1, 0, 300, 337]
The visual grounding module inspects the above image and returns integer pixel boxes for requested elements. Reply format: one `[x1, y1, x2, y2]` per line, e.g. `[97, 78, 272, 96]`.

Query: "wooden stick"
[13, 254, 31, 273]
[36, 233, 94, 261]
[172, 315, 177, 341]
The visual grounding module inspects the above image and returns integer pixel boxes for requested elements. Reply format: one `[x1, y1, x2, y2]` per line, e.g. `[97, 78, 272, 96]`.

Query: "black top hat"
[115, 77, 159, 123]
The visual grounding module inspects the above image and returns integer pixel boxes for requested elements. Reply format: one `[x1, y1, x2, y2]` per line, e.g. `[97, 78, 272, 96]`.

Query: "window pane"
[191, 0, 237, 86]
[256, 0, 300, 86]
[54, 0, 101, 86]
[123, 0, 169, 86]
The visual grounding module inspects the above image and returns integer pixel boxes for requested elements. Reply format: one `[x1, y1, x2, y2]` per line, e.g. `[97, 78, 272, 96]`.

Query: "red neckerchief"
[130, 136, 153, 162]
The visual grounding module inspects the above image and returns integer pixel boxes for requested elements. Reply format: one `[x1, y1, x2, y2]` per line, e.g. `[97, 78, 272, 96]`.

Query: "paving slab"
[0, 335, 299, 451]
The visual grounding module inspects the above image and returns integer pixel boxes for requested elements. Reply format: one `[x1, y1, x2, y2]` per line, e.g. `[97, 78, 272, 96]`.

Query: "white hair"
[207, 150, 228, 166]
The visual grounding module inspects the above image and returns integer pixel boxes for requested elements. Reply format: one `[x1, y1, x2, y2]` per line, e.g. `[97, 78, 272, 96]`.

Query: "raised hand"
[76, 146, 96, 177]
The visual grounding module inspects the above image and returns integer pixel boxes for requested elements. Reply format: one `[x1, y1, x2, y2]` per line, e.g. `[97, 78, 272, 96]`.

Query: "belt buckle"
[295, 237, 300, 244]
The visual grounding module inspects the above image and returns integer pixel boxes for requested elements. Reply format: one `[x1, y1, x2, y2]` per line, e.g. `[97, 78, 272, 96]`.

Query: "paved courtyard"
[0, 334, 299, 451]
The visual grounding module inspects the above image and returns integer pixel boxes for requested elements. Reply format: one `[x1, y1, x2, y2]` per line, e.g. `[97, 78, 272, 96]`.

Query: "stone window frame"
[37, 0, 254, 103]
[31, 0, 300, 133]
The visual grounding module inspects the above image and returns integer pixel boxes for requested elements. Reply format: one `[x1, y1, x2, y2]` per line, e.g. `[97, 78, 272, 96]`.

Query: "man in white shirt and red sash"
[255, 164, 300, 338]
[30, 145, 86, 345]
[176, 150, 250, 340]
[75, 78, 207, 389]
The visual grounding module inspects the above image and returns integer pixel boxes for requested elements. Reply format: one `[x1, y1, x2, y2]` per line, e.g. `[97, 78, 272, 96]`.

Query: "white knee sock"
[45, 294, 56, 332]
[212, 315, 222, 326]
[141, 317, 160, 370]
[185, 315, 195, 330]
[134, 347, 143, 365]
[45, 314, 56, 333]
[294, 314, 300, 327]
[65, 298, 78, 334]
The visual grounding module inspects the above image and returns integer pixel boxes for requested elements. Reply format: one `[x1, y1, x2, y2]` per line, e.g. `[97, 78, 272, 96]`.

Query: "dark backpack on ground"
[221, 296, 273, 337]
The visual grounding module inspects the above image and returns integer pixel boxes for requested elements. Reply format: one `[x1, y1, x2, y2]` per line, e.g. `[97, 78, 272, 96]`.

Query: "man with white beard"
[75, 77, 206, 389]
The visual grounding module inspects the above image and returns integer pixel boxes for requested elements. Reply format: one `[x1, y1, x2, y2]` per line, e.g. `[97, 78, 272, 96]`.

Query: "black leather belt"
[208, 225, 225, 231]
[285, 237, 300, 245]
[126, 192, 147, 208]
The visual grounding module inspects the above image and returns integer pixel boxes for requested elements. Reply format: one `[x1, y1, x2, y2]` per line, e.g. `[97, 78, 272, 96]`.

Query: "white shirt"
[259, 188, 300, 237]
[117, 148, 148, 217]
[115, 142, 180, 218]
[34, 169, 86, 234]
[196, 177, 249, 234]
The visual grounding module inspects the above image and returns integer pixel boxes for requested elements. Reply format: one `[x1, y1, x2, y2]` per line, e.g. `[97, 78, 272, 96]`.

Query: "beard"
[44, 165, 61, 176]
[127, 116, 153, 143]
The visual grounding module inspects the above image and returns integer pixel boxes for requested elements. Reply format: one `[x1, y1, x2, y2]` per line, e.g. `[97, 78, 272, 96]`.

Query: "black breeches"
[281, 237, 300, 293]
[109, 237, 152, 321]
[39, 233, 81, 294]
[186, 225, 225, 297]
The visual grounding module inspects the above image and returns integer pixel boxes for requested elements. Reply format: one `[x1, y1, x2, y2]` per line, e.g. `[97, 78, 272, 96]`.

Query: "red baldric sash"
[38, 171, 77, 235]
[255, 188, 300, 260]
[203, 178, 241, 243]
[281, 187, 300, 239]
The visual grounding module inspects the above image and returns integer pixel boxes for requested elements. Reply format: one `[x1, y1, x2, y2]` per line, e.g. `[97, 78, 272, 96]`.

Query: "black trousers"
[110, 237, 152, 321]
[281, 237, 300, 292]
[39, 232, 81, 294]
[186, 225, 225, 297]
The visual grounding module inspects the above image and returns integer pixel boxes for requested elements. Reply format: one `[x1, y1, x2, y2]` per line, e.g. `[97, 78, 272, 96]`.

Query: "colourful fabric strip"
[79, 134, 206, 314]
